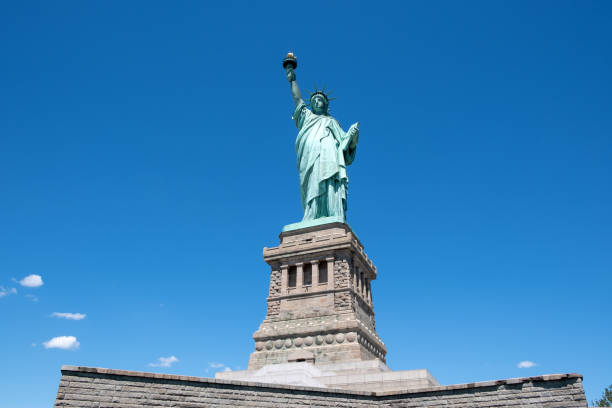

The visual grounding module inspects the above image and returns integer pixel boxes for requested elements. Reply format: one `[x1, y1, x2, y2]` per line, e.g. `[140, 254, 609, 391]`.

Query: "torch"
[282, 52, 298, 77]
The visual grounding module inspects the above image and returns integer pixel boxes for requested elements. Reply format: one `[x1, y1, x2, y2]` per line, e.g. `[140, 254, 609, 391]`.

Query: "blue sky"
[1, 1, 610, 406]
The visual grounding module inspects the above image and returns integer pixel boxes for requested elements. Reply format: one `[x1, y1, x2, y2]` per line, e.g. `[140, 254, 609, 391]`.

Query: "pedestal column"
[296, 262, 303, 292]
[312, 260, 319, 288]
[281, 264, 288, 295]
[326, 257, 334, 290]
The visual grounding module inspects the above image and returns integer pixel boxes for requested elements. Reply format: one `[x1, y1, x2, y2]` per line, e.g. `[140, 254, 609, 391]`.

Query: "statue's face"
[310, 95, 328, 115]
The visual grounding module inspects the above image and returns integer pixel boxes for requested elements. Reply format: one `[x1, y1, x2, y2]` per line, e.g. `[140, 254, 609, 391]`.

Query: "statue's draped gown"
[293, 101, 357, 221]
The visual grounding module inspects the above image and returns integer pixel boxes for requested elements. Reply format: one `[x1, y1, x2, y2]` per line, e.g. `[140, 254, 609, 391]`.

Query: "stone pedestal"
[248, 222, 386, 369]
[219, 222, 442, 392]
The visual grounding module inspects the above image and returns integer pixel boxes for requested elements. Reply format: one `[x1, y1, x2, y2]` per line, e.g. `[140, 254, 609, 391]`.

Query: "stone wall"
[377, 376, 588, 407]
[334, 255, 352, 290]
[55, 366, 587, 408]
[268, 268, 281, 297]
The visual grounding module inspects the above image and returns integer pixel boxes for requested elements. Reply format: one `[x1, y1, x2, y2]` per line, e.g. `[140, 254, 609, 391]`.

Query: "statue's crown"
[310, 90, 329, 102]
[307, 85, 335, 104]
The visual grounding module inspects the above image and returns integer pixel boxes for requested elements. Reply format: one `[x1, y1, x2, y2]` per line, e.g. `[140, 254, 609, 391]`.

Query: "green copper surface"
[283, 54, 360, 230]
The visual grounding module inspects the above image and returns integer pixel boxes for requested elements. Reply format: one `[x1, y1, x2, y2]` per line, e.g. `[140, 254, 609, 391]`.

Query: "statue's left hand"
[349, 122, 359, 149]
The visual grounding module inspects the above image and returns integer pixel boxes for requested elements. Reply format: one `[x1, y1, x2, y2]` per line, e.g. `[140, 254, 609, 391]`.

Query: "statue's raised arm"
[281, 53, 361, 231]
[283, 53, 302, 106]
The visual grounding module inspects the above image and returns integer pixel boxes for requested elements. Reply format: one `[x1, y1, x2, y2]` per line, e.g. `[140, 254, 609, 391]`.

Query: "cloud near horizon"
[52, 312, 86, 320]
[43, 336, 80, 350]
[209, 362, 231, 372]
[19, 274, 43, 288]
[149, 356, 179, 368]
[517, 360, 537, 368]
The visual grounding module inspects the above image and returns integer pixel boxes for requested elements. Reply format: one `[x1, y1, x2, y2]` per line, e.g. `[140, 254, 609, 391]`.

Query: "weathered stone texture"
[377, 377, 588, 408]
[334, 255, 351, 289]
[55, 366, 587, 408]
[266, 299, 280, 316]
[268, 268, 281, 297]
[355, 295, 376, 330]
[334, 290, 352, 311]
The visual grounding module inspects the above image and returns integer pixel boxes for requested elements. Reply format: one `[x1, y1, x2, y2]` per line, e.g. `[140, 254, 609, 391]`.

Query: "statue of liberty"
[282, 53, 360, 230]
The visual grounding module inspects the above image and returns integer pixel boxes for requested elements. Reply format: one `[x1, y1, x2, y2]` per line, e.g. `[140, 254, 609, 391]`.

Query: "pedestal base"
[58, 365, 588, 408]
[216, 360, 440, 392]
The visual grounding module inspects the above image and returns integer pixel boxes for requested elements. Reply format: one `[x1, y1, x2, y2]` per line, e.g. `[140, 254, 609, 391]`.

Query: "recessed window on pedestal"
[288, 265, 297, 287]
[319, 262, 328, 284]
[303, 263, 312, 286]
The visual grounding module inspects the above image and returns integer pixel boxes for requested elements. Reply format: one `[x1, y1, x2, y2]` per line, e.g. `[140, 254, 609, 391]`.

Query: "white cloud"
[0, 286, 17, 298]
[19, 274, 43, 288]
[149, 356, 179, 368]
[25, 294, 39, 302]
[208, 362, 232, 372]
[43, 336, 80, 350]
[52, 312, 86, 320]
[517, 360, 536, 368]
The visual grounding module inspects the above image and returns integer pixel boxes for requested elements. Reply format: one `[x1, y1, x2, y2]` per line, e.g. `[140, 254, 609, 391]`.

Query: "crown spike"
[307, 82, 333, 104]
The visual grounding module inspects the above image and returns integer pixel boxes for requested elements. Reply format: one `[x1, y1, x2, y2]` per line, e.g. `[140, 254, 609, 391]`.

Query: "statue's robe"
[293, 100, 357, 221]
